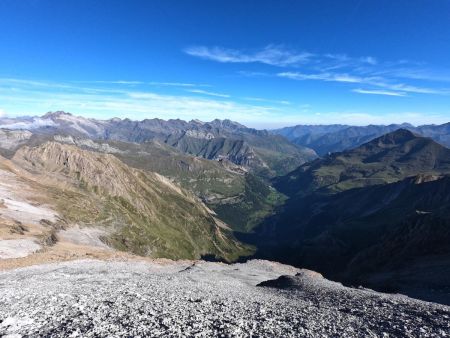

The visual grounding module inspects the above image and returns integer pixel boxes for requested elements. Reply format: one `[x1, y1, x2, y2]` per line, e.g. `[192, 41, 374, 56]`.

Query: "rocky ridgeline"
[0, 259, 448, 337]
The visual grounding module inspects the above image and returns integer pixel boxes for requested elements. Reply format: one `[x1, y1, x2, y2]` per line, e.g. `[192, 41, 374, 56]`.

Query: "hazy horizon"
[1, 110, 449, 131]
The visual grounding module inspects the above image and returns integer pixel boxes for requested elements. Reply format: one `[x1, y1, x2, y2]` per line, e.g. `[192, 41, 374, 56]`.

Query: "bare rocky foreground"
[0, 260, 449, 337]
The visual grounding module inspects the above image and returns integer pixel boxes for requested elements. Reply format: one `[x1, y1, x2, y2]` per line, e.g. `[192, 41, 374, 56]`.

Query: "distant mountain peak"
[190, 119, 204, 125]
[42, 111, 73, 119]
[208, 119, 246, 129]
[371, 128, 419, 146]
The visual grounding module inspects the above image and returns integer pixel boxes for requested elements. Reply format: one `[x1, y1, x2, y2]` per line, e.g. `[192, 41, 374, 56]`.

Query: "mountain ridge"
[0, 112, 317, 178]
[272, 122, 450, 155]
[276, 129, 450, 196]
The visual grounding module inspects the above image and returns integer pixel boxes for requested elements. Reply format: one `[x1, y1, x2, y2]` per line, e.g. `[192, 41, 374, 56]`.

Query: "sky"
[0, 0, 450, 128]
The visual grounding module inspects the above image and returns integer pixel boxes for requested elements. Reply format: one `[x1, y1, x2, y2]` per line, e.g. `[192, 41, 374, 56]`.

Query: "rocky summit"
[1, 259, 449, 337]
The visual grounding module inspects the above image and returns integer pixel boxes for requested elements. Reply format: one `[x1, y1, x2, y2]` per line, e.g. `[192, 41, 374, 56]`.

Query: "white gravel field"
[0, 259, 449, 337]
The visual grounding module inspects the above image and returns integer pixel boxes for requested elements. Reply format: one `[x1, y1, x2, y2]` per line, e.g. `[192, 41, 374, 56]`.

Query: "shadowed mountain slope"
[247, 130, 450, 304]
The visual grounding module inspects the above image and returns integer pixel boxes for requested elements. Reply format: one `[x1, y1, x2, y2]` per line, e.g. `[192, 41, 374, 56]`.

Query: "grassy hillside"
[211, 174, 286, 233]
[276, 129, 450, 196]
[12, 142, 253, 261]
[87, 138, 284, 233]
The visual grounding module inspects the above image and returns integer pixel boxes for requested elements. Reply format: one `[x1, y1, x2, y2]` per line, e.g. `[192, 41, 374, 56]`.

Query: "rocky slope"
[0, 132, 285, 233]
[0, 129, 33, 157]
[6, 142, 251, 261]
[0, 259, 448, 337]
[63, 136, 286, 233]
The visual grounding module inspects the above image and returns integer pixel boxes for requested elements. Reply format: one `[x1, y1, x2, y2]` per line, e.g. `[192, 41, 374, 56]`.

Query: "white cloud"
[352, 89, 406, 97]
[244, 97, 291, 105]
[185, 45, 312, 67]
[277, 71, 448, 95]
[187, 89, 230, 98]
[0, 117, 56, 130]
[148, 82, 210, 87]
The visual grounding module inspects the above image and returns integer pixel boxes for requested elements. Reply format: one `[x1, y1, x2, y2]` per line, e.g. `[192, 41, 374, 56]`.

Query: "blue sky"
[1, 0, 450, 128]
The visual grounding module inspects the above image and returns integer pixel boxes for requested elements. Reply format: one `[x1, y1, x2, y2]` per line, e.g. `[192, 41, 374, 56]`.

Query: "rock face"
[0, 259, 448, 337]
[0, 129, 33, 157]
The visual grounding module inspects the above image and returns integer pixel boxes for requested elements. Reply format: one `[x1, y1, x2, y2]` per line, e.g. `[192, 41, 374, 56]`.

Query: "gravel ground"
[0, 259, 449, 337]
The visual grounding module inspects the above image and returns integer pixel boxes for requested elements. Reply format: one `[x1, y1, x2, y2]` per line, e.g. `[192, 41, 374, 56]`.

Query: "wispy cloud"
[244, 97, 290, 105]
[1, 77, 448, 128]
[85, 80, 144, 85]
[148, 81, 210, 87]
[186, 89, 230, 98]
[187, 45, 450, 97]
[277, 71, 448, 95]
[278, 72, 363, 83]
[185, 45, 312, 67]
[0, 78, 278, 126]
[74, 80, 210, 87]
[352, 89, 406, 97]
[237, 70, 271, 78]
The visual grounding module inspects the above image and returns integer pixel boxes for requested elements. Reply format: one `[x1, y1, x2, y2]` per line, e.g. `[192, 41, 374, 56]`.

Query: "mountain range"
[1, 112, 450, 304]
[0, 111, 317, 178]
[273, 122, 450, 155]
